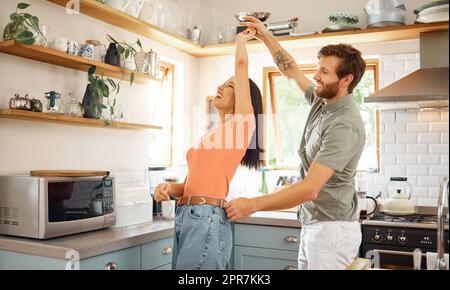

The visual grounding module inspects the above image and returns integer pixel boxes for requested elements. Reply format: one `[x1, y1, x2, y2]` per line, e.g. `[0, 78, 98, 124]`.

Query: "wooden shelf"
[47, 0, 202, 54]
[0, 109, 162, 130]
[192, 21, 449, 57]
[44, 0, 449, 58]
[0, 40, 161, 84]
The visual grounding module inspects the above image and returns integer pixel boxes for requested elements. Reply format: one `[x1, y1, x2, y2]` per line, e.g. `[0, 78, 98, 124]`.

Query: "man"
[225, 16, 367, 270]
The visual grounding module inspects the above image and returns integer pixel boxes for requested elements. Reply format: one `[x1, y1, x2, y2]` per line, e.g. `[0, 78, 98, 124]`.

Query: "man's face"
[313, 56, 342, 99]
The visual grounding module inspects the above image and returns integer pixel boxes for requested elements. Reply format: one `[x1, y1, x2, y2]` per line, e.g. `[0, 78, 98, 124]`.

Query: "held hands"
[224, 197, 256, 221]
[239, 16, 271, 42]
[153, 183, 172, 202]
[236, 27, 256, 43]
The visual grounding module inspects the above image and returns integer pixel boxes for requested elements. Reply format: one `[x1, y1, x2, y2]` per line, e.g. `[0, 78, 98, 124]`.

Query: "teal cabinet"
[0, 236, 173, 270]
[233, 224, 300, 270]
[234, 246, 298, 270]
[141, 237, 174, 270]
[78, 246, 141, 270]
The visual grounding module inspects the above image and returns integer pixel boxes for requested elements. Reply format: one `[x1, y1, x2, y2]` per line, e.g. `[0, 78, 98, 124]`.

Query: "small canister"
[30, 98, 43, 112]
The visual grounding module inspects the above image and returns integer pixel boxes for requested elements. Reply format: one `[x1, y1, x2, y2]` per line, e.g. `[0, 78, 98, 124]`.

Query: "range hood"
[365, 30, 449, 109]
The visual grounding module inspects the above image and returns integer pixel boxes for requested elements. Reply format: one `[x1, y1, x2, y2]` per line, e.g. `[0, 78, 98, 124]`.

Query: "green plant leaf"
[113, 98, 116, 106]
[30, 16, 39, 30]
[17, 37, 35, 45]
[101, 104, 108, 109]
[130, 72, 135, 85]
[136, 39, 142, 50]
[117, 45, 125, 55]
[17, 3, 31, 10]
[10, 13, 20, 22]
[17, 30, 33, 39]
[23, 13, 32, 19]
[88, 65, 97, 75]
[125, 49, 130, 60]
[106, 34, 118, 44]
[116, 83, 120, 94]
[107, 78, 117, 90]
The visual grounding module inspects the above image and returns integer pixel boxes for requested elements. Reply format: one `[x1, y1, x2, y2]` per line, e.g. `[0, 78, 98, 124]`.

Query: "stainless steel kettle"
[364, 0, 406, 28]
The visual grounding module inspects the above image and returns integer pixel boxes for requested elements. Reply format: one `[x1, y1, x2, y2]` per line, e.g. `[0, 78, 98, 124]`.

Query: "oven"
[361, 224, 449, 270]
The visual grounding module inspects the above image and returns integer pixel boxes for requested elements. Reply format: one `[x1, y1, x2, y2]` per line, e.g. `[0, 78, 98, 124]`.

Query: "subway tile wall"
[366, 53, 449, 207]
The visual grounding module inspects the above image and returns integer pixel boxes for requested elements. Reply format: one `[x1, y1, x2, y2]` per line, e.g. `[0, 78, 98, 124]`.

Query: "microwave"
[0, 175, 116, 239]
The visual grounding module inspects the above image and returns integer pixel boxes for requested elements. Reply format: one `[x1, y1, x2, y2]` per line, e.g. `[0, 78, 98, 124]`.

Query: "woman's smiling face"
[212, 77, 235, 113]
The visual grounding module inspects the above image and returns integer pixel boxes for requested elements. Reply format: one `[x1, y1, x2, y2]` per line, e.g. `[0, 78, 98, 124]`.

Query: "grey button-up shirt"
[298, 86, 366, 225]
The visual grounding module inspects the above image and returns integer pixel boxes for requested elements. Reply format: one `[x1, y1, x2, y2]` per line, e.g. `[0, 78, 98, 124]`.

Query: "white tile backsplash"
[430, 144, 449, 154]
[407, 122, 429, 133]
[430, 166, 450, 176]
[418, 133, 441, 144]
[396, 155, 417, 165]
[407, 144, 429, 154]
[418, 155, 441, 165]
[385, 123, 407, 133]
[396, 112, 418, 122]
[406, 165, 428, 176]
[418, 111, 442, 122]
[430, 122, 449, 133]
[385, 144, 407, 154]
[442, 133, 449, 144]
[396, 133, 417, 144]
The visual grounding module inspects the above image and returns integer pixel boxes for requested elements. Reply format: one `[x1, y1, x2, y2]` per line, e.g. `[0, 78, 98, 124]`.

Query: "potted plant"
[3, 2, 47, 45]
[82, 66, 120, 120]
[106, 34, 143, 72]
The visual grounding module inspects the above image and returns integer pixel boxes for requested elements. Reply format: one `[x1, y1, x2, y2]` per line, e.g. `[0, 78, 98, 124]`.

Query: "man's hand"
[239, 16, 271, 42]
[153, 183, 171, 202]
[236, 27, 256, 43]
[224, 197, 256, 221]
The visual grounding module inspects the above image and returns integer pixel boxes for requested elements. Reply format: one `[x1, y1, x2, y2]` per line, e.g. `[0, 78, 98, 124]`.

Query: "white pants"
[298, 221, 362, 270]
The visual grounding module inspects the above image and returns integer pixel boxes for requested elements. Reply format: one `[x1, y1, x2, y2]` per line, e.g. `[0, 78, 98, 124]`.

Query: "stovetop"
[363, 213, 449, 229]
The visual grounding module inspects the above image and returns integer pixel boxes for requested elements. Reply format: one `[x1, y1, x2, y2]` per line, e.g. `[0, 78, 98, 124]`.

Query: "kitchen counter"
[0, 219, 174, 260]
[0, 211, 300, 260]
[235, 211, 301, 228]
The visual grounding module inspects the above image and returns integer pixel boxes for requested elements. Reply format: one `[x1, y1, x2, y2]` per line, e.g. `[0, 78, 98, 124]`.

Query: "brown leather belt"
[177, 195, 226, 209]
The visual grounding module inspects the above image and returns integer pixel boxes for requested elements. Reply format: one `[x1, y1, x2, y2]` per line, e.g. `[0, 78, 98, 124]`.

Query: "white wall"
[0, 0, 200, 210]
[199, 0, 431, 44]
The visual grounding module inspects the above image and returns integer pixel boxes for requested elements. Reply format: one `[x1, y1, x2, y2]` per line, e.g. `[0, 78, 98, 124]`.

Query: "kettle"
[364, 0, 406, 28]
[383, 177, 415, 215]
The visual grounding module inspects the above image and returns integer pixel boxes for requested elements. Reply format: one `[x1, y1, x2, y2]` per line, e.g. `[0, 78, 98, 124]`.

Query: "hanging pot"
[82, 84, 101, 119]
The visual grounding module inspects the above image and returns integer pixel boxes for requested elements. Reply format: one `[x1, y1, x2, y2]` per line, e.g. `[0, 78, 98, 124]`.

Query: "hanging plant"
[3, 2, 46, 45]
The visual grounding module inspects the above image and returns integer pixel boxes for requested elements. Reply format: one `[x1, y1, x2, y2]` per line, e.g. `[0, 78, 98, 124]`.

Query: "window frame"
[148, 61, 175, 167]
[262, 60, 381, 172]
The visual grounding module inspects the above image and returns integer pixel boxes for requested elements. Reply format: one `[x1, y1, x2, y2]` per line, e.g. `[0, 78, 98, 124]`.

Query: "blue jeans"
[172, 204, 233, 270]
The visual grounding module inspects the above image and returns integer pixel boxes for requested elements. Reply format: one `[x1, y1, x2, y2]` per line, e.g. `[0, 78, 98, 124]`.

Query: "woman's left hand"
[236, 28, 256, 43]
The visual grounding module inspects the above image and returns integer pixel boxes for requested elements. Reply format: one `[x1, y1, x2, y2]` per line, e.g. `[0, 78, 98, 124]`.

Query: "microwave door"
[47, 180, 106, 223]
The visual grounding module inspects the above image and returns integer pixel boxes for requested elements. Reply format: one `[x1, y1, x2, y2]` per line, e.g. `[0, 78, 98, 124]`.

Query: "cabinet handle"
[162, 246, 173, 255]
[104, 261, 118, 270]
[284, 236, 299, 243]
[284, 265, 298, 270]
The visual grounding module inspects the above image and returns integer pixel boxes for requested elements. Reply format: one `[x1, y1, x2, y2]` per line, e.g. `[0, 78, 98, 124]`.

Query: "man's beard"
[315, 80, 340, 99]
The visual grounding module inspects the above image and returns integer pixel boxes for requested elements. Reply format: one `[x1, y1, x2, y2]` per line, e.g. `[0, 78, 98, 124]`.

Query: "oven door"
[40, 177, 115, 239]
[362, 244, 432, 270]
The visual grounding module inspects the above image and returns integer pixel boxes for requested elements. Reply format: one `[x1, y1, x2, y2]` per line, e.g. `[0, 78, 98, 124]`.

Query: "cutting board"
[30, 170, 110, 177]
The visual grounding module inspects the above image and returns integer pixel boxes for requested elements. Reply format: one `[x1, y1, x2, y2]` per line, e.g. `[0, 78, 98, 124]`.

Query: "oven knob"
[387, 235, 393, 241]
[374, 234, 381, 241]
[398, 236, 407, 244]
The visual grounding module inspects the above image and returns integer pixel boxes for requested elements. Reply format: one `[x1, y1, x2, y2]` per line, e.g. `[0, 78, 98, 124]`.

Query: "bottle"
[259, 169, 268, 195]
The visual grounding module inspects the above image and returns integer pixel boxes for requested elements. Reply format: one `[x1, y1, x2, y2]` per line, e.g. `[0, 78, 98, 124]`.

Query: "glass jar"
[65, 93, 83, 117]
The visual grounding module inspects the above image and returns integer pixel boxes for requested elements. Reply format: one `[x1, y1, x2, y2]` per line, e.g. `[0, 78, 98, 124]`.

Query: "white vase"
[121, 57, 136, 71]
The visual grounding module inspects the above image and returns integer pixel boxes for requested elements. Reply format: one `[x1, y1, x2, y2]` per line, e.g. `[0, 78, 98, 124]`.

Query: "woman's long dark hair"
[240, 79, 264, 170]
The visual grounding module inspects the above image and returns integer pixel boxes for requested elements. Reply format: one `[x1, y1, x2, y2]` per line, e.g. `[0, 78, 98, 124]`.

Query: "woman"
[153, 28, 263, 270]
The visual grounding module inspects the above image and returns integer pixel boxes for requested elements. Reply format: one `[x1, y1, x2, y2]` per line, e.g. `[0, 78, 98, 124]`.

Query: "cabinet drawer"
[141, 237, 174, 270]
[80, 246, 141, 270]
[234, 246, 298, 270]
[153, 263, 172, 270]
[234, 224, 300, 251]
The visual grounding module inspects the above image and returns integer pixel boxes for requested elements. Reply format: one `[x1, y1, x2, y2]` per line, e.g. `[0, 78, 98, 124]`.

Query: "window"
[263, 61, 379, 171]
[148, 62, 174, 166]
